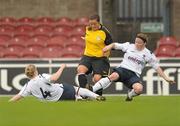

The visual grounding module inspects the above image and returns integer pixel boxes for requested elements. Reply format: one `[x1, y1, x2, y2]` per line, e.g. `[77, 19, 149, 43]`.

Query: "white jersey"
[18, 74, 63, 102]
[114, 42, 159, 76]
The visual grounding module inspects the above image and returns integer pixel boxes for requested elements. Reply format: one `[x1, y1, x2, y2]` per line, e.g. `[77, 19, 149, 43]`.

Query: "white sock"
[76, 87, 99, 99]
[92, 77, 111, 92]
[128, 89, 139, 98]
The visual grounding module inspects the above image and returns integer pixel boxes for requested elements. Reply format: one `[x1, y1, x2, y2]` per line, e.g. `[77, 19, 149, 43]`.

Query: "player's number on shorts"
[40, 88, 51, 98]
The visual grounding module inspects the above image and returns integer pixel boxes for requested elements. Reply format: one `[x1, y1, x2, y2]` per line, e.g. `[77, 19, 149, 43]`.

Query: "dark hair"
[89, 14, 100, 22]
[136, 33, 148, 43]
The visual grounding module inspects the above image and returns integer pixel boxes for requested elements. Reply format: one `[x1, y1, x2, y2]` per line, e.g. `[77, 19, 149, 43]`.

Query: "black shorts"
[79, 55, 110, 77]
[113, 67, 142, 89]
[58, 83, 76, 101]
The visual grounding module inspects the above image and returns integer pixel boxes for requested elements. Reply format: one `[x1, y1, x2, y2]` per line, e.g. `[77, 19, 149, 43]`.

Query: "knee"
[133, 84, 143, 94]
[108, 72, 119, 81]
[77, 65, 88, 74]
[93, 75, 102, 83]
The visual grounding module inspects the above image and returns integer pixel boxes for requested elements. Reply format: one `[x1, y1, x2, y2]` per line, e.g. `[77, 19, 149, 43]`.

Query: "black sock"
[78, 74, 87, 88]
[95, 88, 103, 96]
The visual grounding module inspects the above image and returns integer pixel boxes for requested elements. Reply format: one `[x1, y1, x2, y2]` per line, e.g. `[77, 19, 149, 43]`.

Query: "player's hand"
[60, 64, 66, 69]
[81, 36, 85, 40]
[103, 45, 111, 53]
[166, 79, 176, 85]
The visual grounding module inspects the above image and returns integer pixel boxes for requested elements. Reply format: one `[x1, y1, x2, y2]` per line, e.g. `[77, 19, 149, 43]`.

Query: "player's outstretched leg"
[75, 87, 106, 101]
[96, 96, 106, 101]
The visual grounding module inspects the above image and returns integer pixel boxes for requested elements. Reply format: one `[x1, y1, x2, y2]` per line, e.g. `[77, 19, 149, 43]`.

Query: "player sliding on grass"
[9, 64, 105, 102]
[90, 33, 175, 101]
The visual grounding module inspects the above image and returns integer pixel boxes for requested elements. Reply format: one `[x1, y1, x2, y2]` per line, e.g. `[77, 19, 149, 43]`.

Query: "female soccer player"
[91, 33, 175, 101]
[9, 64, 105, 102]
[77, 14, 113, 95]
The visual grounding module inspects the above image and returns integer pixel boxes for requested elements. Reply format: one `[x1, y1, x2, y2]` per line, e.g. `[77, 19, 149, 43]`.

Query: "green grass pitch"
[0, 96, 179, 126]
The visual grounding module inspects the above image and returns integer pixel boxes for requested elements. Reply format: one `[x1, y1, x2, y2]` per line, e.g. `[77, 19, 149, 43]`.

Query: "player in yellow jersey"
[77, 14, 113, 95]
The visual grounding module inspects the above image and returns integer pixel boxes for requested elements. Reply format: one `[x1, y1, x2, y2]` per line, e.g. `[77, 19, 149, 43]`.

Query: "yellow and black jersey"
[84, 25, 113, 57]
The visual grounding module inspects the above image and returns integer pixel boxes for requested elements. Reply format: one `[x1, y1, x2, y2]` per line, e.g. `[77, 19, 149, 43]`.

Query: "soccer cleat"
[125, 96, 133, 101]
[96, 96, 106, 101]
[125, 89, 133, 102]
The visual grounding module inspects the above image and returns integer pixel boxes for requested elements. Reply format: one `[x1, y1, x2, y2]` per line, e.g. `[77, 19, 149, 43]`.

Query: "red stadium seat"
[46, 35, 67, 49]
[27, 35, 49, 44]
[25, 35, 48, 50]
[66, 36, 85, 50]
[74, 17, 89, 26]
[71, 26, 86, 36]
[157, 36, 178, 48]
[34, 24, 53, 36]
[0, 35, 11, 48]
[155, 45, 176, 57]
[36, 17, 55, 26]
[174, 47, 180, 57]
[8, 35, 28, 49]
[40, 47, 62, 58]
[61, 47, 83, 58]
[0, 17, 17, 25]
[2, 47, 22, 58]
[55, 17, 74, 27]
[21, 47, 40, 58]
[52, 25, 72, 37]
[14, 24, 34, 36]
[0, 24, 15, 36]
[0, 51, 3, 58]
[17, 17, 35, 25]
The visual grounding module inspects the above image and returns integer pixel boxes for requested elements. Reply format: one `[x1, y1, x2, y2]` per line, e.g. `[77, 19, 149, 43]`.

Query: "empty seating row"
[155, 36, 180, 57]
[0, 35, 85, 58]
[0, 46, 84, 58]
[0, 17, 89, 27]
[0, 24, 85, 37]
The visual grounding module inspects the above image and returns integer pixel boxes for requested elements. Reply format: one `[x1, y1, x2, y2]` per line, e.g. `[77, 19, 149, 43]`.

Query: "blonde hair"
[136, 33, 148, 43]
[25, 64, 37, 78]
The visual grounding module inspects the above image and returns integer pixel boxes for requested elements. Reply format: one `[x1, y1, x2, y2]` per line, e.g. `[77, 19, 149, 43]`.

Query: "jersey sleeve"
[41, 73, 51, 82]
[18, 84, 31, 97]
[146, 52, 159, 70]
[114, 42, 130, 52]
[102, 26, 113, 45]
[104, 32, 113, 45]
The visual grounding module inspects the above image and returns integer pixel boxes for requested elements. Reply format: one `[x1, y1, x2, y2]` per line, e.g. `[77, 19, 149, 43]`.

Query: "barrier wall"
[0, 58, 179, 95]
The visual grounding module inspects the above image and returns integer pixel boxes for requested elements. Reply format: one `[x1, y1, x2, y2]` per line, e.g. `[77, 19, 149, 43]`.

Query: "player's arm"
[103, 42, 130, 54]
[156, 67, 175, 84]
[50, 64, 66, 82]
[148, 53, 175, 85]
[9, 94, 23, 102]
[103, 43, 115, 54]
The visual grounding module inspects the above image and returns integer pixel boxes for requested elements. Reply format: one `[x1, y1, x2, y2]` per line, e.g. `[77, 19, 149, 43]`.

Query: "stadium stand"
[34, 24, 53, 36]
[61, 47, 83, 58]
[0, 17, 88, 58]
[155, 45, 176, 57]
[2, 47, 22, 58]
[21, 47, 41, 58]
[17, 17, 35, 25]
[35, 17, 55, 26]
[55, 17, 74, 27]
[14, 24, 34, 36]
[0, 34, 11, 48]
[0, 24, 15, 36]
[74, 17, 89, 26]
[0, 17, 17, 25]
[40, 47, 62, 58]
[174, 47, 180, 57]
[157, 36, 178, 48]
[52, 25, 72, 37]
[71, 26, 86, 36]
